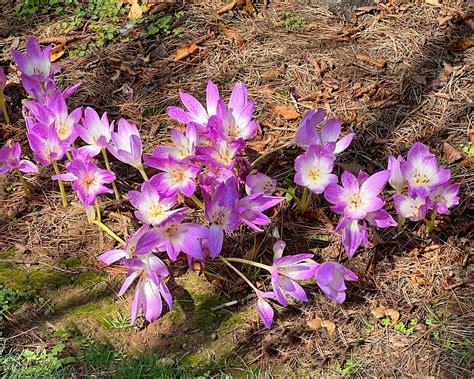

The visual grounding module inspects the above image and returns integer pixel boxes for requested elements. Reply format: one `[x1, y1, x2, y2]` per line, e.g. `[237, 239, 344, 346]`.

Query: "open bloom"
[0, 142, 38, 175]
[196, 138, 245, 170]
[136, 214, 209, 261]
[27, 124, 69, 166]
[148, 158, 200, 198]
[294, 145, 338, 194]
[239, 193, 284, 232]
[400, 142, 450, 197]
[313, 262, 358, 303]
[128, 181, 185, 226]
[52, 150, 115, 206]
[204, 177, 241, 257]
[295, 109, 355, 154]
[106, 118, 143, 169]
[12, 37, 59, 81]
[76, 107, 114, 156]
[245, 173, 277, 195]
[427, 182, 460, 215]
[393, 194, 427, 221]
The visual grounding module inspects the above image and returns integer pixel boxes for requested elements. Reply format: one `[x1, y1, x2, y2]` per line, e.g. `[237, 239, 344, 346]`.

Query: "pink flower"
[106, 118, 143, 169]
[313, 262, 358, 303]
[27, 123, 69, 166]
[393, 194, 427, 221]
[245, 172, 277, 196]
[427, 182, 460, 215]
[76, 107, 114, 156]
[12, 37, 59, 81]
[0, 142, 38, 175]
[387, 155, 405, 193]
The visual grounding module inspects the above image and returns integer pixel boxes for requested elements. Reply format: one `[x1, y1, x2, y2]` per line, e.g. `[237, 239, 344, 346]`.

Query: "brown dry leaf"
[443, 142, 463, 164]
[261, 70, 280, 80]
[307, 317, 322, 330]
[273, 105, 299, 120]
[128, 0, 142, 20]
[371, 306, 386, 319]
[50, 44, 65, 62]
[174, 43, 199, 61]
[355, 54, 387, 68]
[353, 82, 378, 98]
[216, 0, 244, 14]
[321, 320, 336, 336]
[219, 25, 244, 47]
[385, 308, 400, 324]
[447, 37, 474, 52]
[425, 0, 439, 6]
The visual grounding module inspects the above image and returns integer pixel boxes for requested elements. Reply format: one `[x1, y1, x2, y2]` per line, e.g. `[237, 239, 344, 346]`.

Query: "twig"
[210, 293, 256, 311]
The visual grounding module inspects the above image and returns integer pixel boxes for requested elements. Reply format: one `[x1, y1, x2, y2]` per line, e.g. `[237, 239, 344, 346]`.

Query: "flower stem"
[136, 165, 149, 181]
[101, 148, 120, 201]
[425, 211, 438, 233]
[277, 187, 304, 209]
[219, 256, 259, 292]
[95, 199, 101, 223]
[191, 193, 204, 210]
[52, 160, 68, 207]
[397, 215, 406, 232]
[224, 257, 272, 271]
[0, 91, 11, 124]
[92, 220, 125, 245]
[66, 151, 73, 161]
[15, 169, 29, 196]
[299, 187, 312, 213]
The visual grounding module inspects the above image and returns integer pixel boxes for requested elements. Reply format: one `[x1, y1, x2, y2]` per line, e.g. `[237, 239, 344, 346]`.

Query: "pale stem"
[224, 256, 272, 271]
[425, 211, 438, 233]
[397, 215, 406, 232]
[101, 148, 120, 201]
[95, 199, 101, 223]
[218, 256, 259, 293]
[15, 168, 29, 196]
[300, 187, 312, 212]
[0, 91, 11, 124]
[92, 220, 125, 245]
[250, 141, 294, 168]
[191, 193, 205, 210]
[277, 187, 304, 209]
[52, 160, 68, 207]
[66, 151, 73, 161]
[136, 164, 149, 181]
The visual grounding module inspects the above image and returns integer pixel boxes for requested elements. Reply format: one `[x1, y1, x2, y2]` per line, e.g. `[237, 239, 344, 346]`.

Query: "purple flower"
[22, 77, 81, 104]
[245, 172, 277, 195]
[148, 158, 200, 198]
[98, 225, 150, 265]
[387, 155, 405, 193]
[136, 214, 209, 261]
[400, 142, 451, 197]
[204, 177, 241, 257]
[12, 37, 59, 81]
[0, 68, 6, 89]
[256, 290, 276, 329]
[52, 150, 115, 206]
[0, 142, 38, 175]
[313, 262, 358, 303]
[239, 193, 284, 232]
[76, 107, 114, 156]
[106, 118, 143, 169]
[340, 219, 369, 257]
[196, 138, 245, 170]
[294, 145, 338, 194]
[168, 80, 220, 126]
[27, 123, 69, 166]
[270, 240, 315, 306]
[393, 194, 427, 221]
[145, 123, 198, 163]
[295, 109, 355, 154]
[128, 181, 185, 226]
[427, 182, 460, 215]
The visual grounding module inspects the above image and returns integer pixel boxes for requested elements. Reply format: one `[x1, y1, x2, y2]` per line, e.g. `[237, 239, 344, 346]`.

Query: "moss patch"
[61, 257, 82, 267]
[75, 271, 104, 287]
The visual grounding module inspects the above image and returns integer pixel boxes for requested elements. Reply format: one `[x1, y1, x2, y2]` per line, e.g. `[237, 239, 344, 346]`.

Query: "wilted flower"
[313, 262, 358, 303]
[427, 182, 460, 215]
[76, 107, 114, 156]
[106, 118, 143, 169]
[0, 141, 38, 175]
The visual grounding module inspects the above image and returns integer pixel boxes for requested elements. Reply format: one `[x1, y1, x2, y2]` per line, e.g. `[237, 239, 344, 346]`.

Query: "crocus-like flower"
[0, 142, 38, 175]
[294, 145, 338, 194]
[313, 262, 358, 303]
[22, 77, 81, 105]
[128, 181, 185, 226]
[27, 123, 69, 166]
[295, 109, 355, 154]
[145, 123, 198, 163]
[196, 139, 245, 170]
[400, 142, 450, 197]
[340, 219, 369, 257]
[427, 182, 460, 215]
[270, 240, 315, 306]
[256, 290, 276, 329]
[98, 225, 150, 265]
[118, 253, 172, 324]
[245, 173, 277, 196]
[76, 107, 114, 156]
[106, 118, 143, 169]
[387, 155, 405, 193]
[168, 80, 220, 126]
[148, 158, 200, 198]
[393, 194, 427, 221]
[204, 177, 241, 257]
[12, 37, 59, 81]
[239, 193, 284, 232]
[52, 150, 115, 206]
[136, 214, 209, 261]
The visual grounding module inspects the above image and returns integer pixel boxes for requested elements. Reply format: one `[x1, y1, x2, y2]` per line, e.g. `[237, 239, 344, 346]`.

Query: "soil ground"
[0, 0, 473, 377]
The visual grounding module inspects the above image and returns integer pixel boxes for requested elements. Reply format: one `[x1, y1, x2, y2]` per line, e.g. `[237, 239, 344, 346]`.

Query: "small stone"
[181, 343, 187, 349]
[210, 332, 218, 340]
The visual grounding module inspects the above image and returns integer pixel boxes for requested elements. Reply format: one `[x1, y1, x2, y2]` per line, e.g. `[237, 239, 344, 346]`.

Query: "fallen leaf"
[443, 142, 463, 164]
[433, 92, 451, 100]
[216, 0, 244, 14]
[273, 105, 299, 120]
[307, 317, 322, 330]
[447, 37, 474, 52]
[355, 54, 386, 68]
[219, 25, 244, 47]
[425, 0, 439, 6]
[174, 43, 199, 61]
[321, 320, 336, 336]
[261, 69, 280, 80]
[353, 82, 378, 98]
[371, 306, 386, 319]
[385, 308, 400, 324]
[128, 0, 142, 20]
[50, 44, 65, 62]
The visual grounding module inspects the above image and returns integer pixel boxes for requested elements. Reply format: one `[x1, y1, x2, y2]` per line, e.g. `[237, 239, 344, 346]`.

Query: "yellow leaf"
[50, 44, 65, 62]
[174, 43, 199, 61]
[128, 0, 142, 20]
